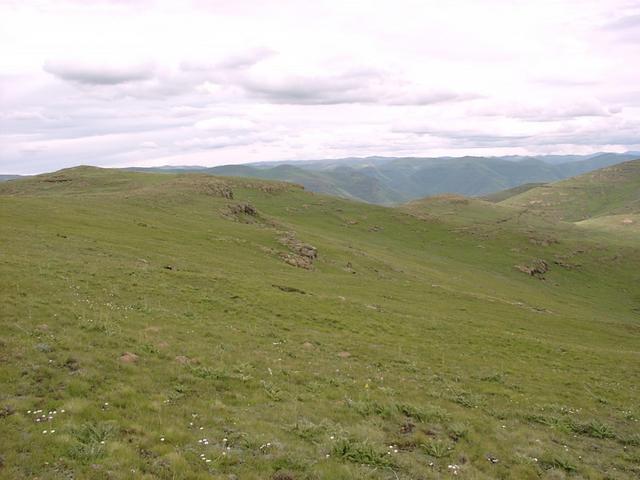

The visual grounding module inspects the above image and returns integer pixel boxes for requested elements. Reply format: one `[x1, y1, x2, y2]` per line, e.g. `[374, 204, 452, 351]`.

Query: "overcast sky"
[1, 0, 639, 174]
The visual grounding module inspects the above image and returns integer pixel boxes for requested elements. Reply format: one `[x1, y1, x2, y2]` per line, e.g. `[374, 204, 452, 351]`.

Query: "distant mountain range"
[3, 152, 638, 205]
[124, 152, 639, 205]
[0, 175, 22, 182]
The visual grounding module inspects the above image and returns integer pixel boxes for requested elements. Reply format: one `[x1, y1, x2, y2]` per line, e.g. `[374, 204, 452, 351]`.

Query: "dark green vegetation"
[129, 152, 638, 204]
[1, 164, 639, 479]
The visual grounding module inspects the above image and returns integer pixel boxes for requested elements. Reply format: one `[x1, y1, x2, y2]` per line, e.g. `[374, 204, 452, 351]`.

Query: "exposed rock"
[213, 185, 234, 199]
[0, 405, 15, 418]
[515, 259, 549, 278]
[272, 471, 296, 480]
[280, 253, 314, 269]
[164, 177, 233, 198]
[529, 237, 558, 247]
[302, 342, 314, 349]
[35, 343, 52, 353]
[400, 421, 415, 434]
[228, 203, 258, 216]
[119, 352, 139, 363]
[553, 256, 581, 270]
[175, 355, 191, 365]
[64, 357, 80, 372]
[43, 175, 72, 183]
[272, 284, 307, 294]
[278, 232, 318, 269]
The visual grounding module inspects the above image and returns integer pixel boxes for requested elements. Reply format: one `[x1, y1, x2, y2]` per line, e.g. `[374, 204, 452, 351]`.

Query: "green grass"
[481, 182, 547, 203]
[501, 159, 640, 223]
[0, 166, 639, 479]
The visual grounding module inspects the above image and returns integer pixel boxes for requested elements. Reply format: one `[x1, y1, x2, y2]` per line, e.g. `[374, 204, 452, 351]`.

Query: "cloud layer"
[1, 0, 639, 173]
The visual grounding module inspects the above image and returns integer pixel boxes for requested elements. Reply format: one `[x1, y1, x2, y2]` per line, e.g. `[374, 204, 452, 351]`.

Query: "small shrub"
[621, 433, 640, 446]
[447, 422, 469, 441]
[571, 420, 615, 439]
[261, 381, 282, 401]
[421, 439, 453, 458]
[189, 365, 225, 380]
[396, 403, 427, 422]
[539, 454, 577, 473]
[453, 392, 482, 408]
[140, 343, 158, 354]
[288, 419, 328, 442]
[68, 421, 117, 461]
[480, 372, 504, 383]
[346, 398, 448, 423]
[331, 439, 394, 467]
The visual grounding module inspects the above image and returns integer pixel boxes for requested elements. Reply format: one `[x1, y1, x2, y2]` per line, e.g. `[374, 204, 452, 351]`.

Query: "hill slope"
[1, 167, 639, 479]
[501, 159, 640, 223]
[482, 183, 547, 203]
[129, 153, 635, 205]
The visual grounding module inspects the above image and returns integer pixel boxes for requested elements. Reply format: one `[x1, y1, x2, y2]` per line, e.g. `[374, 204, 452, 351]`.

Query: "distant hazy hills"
[4, 152, 638, 205]
[125, 152, 639, 205]
[0, 175, 22, 182]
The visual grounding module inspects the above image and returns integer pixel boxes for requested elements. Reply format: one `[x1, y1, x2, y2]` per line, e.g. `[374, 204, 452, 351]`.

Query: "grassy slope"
[500, 159, 640, 222]
[482, 183, 547, 203]
[1, 167, 639, 479]
[201, 155, 632, 205]
[209, 165, 403, 205]
[399, 195, 525, 230]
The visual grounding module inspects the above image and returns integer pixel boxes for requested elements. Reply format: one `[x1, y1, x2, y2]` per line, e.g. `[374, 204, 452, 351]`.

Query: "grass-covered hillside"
[500, 159, 640, 223]
[1, 166, 639, 479]
[129, 153, 637, 205]
[482, 183, 547, 203]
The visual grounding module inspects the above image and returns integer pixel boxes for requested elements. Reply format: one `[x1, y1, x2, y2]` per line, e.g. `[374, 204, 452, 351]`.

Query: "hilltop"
[0, 165, 639, 479]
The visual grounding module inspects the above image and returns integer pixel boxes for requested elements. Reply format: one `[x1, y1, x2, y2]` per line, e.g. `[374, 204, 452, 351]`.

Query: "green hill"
[1, 166, 639, 479]
[500, 159, 640, 223]
[482, 183, 547, 203]
[128, 153, 634, 205]
[400, 194, 520, 227]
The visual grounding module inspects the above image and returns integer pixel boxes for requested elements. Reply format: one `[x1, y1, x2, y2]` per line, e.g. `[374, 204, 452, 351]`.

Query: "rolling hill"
[1, 165, 639, 479]
[500, 159, 640, 223]
[128, 152, 637, 205]
[481, 183, 547, 203]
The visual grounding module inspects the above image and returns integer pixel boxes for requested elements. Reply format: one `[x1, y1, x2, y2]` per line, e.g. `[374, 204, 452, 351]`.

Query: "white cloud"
[194, 117, 256, 132]
[0, 0, 639, 174]
[43, 60, 155, 85]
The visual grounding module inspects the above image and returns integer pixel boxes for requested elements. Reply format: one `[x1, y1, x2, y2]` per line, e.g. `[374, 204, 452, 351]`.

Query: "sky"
[1, 0, 640, 174]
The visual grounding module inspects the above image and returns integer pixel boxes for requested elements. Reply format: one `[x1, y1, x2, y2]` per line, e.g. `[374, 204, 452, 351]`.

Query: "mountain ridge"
[125, 152, 638, 204]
